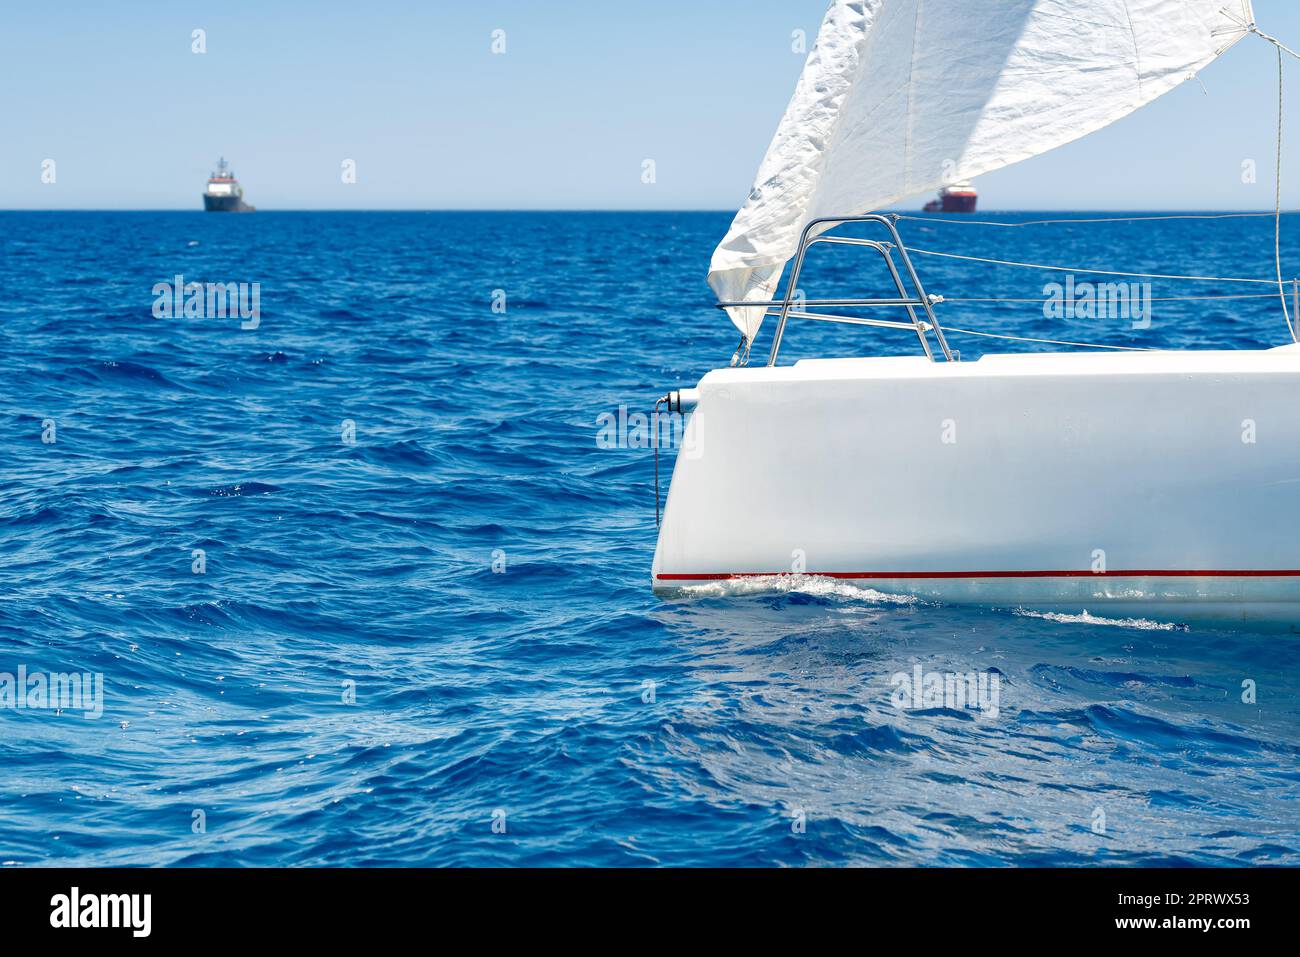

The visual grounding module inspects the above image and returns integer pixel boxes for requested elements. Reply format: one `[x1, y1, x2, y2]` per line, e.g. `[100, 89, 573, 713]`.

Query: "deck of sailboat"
[706, 342, 1300, 383]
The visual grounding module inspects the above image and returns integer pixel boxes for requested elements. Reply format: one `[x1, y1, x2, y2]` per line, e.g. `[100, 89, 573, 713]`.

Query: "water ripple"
[0, 211, 1297, 866]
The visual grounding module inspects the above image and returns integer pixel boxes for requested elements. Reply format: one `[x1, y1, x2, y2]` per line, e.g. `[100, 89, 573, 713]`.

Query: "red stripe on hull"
[656, 569, 1300, 581]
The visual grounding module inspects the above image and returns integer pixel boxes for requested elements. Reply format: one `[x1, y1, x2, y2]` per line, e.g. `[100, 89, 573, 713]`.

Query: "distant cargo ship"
[203, 158, 255, 212]
[923, 181, 977, 213]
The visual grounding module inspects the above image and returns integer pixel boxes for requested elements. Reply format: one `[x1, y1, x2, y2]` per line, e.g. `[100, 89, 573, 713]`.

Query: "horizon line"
[0, 207, 1295, 214]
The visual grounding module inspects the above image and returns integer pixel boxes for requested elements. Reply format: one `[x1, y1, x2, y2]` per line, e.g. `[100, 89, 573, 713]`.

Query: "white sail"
[710, 0, 1255, 341]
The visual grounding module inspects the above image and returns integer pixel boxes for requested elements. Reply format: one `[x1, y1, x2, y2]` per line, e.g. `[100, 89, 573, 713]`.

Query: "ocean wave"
[1, 210, 1296, 866]
[1013, 608, 1186, 630]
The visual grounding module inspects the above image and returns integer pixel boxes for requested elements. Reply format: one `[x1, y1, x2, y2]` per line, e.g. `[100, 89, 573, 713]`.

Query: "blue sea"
[1, 210, 1298, 867]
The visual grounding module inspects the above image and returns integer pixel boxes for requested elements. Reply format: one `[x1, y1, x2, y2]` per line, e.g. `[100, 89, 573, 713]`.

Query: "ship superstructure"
[203, 158, 255, 212]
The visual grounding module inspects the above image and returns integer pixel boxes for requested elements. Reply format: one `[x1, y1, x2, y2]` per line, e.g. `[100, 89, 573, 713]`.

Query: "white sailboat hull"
[651, 347, 1300, 629]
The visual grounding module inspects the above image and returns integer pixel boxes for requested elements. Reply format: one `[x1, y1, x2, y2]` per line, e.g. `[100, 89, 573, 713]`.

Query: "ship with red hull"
[923, 181, 977, 213]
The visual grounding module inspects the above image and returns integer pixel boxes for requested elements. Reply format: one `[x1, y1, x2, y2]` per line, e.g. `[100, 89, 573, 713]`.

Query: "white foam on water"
[1013, 608, 1181, 631]
[675, 574, 924, 605]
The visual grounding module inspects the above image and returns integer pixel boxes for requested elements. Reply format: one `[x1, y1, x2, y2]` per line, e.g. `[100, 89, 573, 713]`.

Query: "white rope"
[940, 326, 1162, 351]
[1253, 26, 1300, 63]
[903, 246, 1277, 284]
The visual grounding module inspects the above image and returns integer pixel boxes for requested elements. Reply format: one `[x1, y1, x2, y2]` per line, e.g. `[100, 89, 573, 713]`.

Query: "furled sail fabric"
[710, 0, 1255, 341]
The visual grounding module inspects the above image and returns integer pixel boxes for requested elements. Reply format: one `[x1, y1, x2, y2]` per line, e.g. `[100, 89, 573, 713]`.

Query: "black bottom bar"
[0, 867, 1291, 942]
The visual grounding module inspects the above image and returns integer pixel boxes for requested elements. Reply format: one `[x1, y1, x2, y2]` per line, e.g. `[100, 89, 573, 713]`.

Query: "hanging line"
[1253, 28, 1300, 341]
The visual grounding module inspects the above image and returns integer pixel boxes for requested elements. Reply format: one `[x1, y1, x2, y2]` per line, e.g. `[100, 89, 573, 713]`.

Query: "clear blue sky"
[3, 0, 1300, 210]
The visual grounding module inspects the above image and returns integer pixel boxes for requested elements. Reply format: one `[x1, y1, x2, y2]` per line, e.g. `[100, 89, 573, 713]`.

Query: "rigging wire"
[896, 211, 1300, 228]
[902, 246, 1278, 284]
[944, 292, 1281, 303]
[1252, 24, 1300, 63]
[939, 327, 1162, 351]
